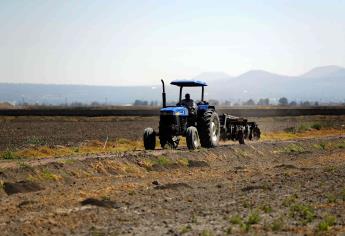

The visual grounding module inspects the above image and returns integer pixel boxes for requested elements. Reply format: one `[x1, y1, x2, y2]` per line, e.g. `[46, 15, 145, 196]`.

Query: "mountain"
[301, 65, 345, 78]
[0, 65, 344, 105]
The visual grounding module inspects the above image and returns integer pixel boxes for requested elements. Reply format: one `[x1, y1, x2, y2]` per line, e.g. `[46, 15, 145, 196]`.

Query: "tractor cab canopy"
[170, 80, 207, 103]
[170, 80, 207, 87]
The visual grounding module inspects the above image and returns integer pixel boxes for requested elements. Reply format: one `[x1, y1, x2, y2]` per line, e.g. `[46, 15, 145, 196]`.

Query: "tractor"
[143, 79, 261, 150]
[143, 79, 220, 150]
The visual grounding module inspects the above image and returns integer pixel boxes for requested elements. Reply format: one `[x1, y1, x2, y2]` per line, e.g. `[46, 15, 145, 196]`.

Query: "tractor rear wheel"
[186, 126, 200, 150]
[143, 128, 156, 150]
[198, 109, 220, 148]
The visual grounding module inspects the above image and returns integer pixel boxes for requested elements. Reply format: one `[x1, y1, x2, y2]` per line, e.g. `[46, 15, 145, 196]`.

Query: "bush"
[311, 123, 322, 130]
[1, 150, 17, 160]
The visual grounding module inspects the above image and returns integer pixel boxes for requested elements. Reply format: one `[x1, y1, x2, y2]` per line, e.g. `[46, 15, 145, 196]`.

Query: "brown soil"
[0, 115, 345, 150]
[1, 136, 345, 235]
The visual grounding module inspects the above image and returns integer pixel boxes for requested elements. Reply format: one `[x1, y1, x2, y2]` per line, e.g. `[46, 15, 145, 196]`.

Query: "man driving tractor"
[181, 93, 196, 110]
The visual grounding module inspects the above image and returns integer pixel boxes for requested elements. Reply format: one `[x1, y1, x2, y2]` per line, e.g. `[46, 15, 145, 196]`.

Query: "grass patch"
[26, 136, 45, 146]
[1, 150, 18, 160]
[154, 156, 174, 167]
[246, 211, 261, 225]
[260, 204, 273, 213]
[311, 123, 322, 130]
[289, 203, 316, 225]
[177, 158, 189, 166]
[180, 225, 192, 234]
[271, 217, 284, 231]
[1, 138, 144, 160]
[229, 215, 242, 224]
[200, 230, 214, 236]
[326, 193, 337, 203]
[313, 143, 327, 150]
[39, 169, 62, 181]
[317, 215, 336, 232]
[276, 144, 306, 154]
[17, 161, 33, 169]
[341, 189, 345, 201]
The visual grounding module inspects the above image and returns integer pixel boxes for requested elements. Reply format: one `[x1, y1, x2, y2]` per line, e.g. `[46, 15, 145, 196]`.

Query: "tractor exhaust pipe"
[161, 79, 166, 108]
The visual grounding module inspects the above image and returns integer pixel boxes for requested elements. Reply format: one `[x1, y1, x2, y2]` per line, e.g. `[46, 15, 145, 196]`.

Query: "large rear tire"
[143, 128, 156, 150]
[198, 110, 220, 148]
[186, 126, 200, 150]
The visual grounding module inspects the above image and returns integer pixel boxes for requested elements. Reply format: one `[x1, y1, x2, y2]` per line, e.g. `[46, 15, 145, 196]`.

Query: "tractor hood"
[160, 107, 189, 116]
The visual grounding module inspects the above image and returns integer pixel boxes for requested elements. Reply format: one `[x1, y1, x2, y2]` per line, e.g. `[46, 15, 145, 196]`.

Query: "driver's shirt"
[181, 99, 196, 109]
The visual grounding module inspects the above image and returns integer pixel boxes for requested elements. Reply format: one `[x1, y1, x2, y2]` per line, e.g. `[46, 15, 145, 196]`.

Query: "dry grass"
[262, 128, 345, 141]
[0, 139, 144, 160]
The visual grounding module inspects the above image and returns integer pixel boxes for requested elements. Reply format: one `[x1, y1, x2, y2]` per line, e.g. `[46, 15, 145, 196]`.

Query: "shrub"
[1, 150, 17, 160]
[271, 217, 284, 231]
[317, 215, 336, 231]
[311, 123, 322, 130]
[229, 215, 242, 224]
[247, 212, 261, 225]
[289, 204, 316, 225]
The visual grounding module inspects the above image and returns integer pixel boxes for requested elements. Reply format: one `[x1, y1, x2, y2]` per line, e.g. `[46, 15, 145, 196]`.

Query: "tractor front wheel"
[186, 126, 200, 150]
[143, 128, 156, 150]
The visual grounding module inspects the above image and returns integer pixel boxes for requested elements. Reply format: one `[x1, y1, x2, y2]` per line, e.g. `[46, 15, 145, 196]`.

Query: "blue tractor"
[143, 79, 220, 150]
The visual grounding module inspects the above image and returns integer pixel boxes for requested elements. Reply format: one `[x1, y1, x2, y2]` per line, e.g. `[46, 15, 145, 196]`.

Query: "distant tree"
[243, 99, 256, 106]
[223, 100, 231, 106]
[91, 101, 101, 107]
[289, 101, 297, 106]
[208, 99, 219, 106]
[300, 101, 311, 107]
[278, 97, 288, 106]
[257, 98, 270, 106]
[314, 101, 319, 106]
[133, 100, 148, 106]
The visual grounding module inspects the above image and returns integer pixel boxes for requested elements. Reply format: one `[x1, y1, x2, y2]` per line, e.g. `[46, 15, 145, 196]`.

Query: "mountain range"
[0, 65, 344, 105]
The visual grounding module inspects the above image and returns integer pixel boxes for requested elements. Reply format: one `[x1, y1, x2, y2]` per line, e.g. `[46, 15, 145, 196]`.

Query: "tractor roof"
[170, 80, 207, 87]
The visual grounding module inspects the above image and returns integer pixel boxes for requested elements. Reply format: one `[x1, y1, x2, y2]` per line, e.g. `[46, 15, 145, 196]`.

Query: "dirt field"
[1, 115, 345, 150]
[0, 115, 345, 235]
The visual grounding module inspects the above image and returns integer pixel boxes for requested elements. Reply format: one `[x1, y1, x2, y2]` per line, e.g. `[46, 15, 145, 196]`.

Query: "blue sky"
[0, 0, 344, 86]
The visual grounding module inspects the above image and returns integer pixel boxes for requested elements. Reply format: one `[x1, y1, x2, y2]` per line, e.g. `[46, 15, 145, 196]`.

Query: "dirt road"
[1, 136, 345, 235]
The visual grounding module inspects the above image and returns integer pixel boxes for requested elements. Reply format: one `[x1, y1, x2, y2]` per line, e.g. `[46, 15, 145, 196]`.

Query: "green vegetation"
[289, 203, 316, 225]
[282, 194, 298, 207]
[177, 158, 189, 166]
[26, 136, 45, 146]
[17, 161, 33, 169]
[278, 144, 306, 154]
[229, 215, 242, 224]
[225, 227, 232, 234]
[284, 122, 323, 134]
[154, 156, 174, 167]
[317, 215, 336, 232]
[314, 142, 326, 150]
[40, 169, 61, 181]
[311, 123, 322, 130]
[1, 150, 18, 160]
[326, 193, 337, 203]
[271, 217, 284, 231]
[260, 204, 273, 213]
[341, 188, 345, 201]
[247, 211, 261, 225]
[200, 230, 214, 236]
[180, 225, 192, 234]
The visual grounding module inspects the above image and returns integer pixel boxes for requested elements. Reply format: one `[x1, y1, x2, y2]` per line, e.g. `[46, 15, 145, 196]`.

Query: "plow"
[143, 79, 261, 150]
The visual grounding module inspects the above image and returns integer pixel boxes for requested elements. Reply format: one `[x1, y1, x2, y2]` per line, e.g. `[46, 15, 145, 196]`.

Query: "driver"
[181, 93, 196, 110]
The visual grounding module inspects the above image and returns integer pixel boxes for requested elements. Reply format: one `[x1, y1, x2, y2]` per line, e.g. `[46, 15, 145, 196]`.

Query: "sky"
[0, 0, 344, 86]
